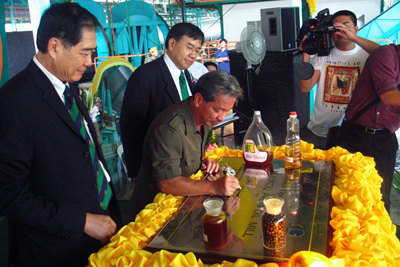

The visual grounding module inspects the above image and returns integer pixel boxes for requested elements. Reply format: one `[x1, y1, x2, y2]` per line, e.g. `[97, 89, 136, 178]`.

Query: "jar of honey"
[262, 197, 286, 249]
[202, 198, 228, 250]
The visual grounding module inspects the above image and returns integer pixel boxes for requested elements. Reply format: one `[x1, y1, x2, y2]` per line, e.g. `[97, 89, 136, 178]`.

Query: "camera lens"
[302, 38, 320, 55]
[297, 62, 314, 80]
[326, 25, 339, 34]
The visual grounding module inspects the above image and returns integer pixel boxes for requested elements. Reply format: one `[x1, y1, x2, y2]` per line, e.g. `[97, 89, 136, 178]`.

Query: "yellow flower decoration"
[306, 0, 317, 15]
[88, 143, 400, 267]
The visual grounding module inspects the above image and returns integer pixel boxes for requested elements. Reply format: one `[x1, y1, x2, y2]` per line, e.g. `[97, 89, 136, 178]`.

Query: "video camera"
[297, 8, 338, 56]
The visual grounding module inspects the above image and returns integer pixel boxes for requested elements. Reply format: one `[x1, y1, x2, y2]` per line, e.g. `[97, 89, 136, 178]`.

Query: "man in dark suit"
[0, 3, 121, 267]
[120, 23, 204, 180]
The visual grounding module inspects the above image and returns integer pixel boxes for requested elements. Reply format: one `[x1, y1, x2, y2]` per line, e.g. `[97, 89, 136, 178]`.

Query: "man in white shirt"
[188, 60, 209, 83]
[120, 23, 205, 179]
[299, 10, 380, 149]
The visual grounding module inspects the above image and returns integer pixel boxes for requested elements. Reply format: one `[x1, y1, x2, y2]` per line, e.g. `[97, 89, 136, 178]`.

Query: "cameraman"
[299, 10, 380, 149]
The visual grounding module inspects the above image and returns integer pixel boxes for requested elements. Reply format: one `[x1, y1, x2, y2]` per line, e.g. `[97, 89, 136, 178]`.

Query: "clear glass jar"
[202, 198, 228, 250]
[262, 197, 286, 249]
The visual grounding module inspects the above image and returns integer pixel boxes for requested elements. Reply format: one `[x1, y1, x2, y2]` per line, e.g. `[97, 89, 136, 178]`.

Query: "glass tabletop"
[146, 158, 334, 265]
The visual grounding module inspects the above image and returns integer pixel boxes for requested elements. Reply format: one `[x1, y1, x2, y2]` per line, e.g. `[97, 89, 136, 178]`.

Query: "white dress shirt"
[33, 56, 111, 182]
[163, 52, 192, 100]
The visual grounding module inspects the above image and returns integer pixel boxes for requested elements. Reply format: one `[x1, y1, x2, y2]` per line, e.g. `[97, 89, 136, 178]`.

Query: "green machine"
[74, 0, 170, 193]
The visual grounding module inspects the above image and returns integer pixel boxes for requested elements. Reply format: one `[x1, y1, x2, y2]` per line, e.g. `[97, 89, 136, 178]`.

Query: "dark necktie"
[179, 71, 189, 100]
[64, 85, 112, 210]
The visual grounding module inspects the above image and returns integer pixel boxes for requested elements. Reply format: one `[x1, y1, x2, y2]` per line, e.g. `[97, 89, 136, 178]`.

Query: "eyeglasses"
[342, 22, 354, 27]
[177, 41, 201, 55]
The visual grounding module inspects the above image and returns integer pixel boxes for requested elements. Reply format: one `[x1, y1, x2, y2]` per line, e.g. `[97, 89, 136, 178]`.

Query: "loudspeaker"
[230, 50, 309, 146]
[260, 7, 300, 52]
[6, 31, 36, 79]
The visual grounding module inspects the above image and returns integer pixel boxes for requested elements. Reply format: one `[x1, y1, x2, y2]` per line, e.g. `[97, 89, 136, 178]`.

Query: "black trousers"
[301, 125, 327, 150]
[336, 120, 398, 213]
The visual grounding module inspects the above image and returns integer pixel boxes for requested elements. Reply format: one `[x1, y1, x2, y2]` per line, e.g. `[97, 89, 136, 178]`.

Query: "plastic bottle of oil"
[242, 111, 273, 166]
[284, 111, 302, 170]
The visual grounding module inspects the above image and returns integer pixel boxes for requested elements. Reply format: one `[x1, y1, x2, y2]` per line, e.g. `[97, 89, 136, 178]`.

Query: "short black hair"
[204, 61, 218, 69]
[220, 39, 228, 44]
[36, 2, 100, 53]
[332, 10, 357, 26]
[193, 70, 243, 102]
[165, 23, 204, 49]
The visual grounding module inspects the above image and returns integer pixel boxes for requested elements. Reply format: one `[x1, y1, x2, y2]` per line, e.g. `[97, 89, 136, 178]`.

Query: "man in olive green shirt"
[129, 70, 243, 219]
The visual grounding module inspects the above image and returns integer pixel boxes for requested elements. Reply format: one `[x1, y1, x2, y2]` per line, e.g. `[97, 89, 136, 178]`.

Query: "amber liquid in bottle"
[202, 213, 228, 250]
[243, 151, 274, 166]
[242, 111, 274, 167]
[284, 112, 302, 170]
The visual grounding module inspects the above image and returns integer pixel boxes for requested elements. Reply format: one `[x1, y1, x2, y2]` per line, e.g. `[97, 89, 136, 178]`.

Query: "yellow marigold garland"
[88, 142, 400, 267]
[306, 0, 317, 15]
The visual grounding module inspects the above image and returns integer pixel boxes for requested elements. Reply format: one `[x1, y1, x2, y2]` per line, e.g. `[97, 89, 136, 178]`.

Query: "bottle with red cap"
[284, 111, 302, 170]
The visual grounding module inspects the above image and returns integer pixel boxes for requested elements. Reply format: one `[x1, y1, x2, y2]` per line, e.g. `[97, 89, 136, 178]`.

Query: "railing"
[371, 39, 391, 44]
[4, 6, 30, 23]
[102, 143, 118, 158]
[93, 50, 166, 71]
[93, 41, 238, 71]
[200, 40, 238, 63]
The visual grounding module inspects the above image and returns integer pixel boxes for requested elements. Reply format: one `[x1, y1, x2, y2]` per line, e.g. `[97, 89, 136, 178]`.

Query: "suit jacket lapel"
[158, 55, 181, 103]
[28, 61, 83, 138]
[27, 60, 111, 182]
[184, 69, 194, 94]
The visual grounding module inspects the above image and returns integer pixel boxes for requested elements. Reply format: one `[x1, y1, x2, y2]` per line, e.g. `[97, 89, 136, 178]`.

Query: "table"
[146, 158, 334, 264]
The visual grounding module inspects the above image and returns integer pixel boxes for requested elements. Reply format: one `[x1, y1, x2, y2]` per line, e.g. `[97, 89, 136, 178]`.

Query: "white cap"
[263, 197, 284, 215]
[254, 110, 261, 116]
[203, 198, 224, 216]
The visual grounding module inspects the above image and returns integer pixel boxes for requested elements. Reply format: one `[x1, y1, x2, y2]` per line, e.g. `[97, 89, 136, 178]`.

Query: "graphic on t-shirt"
[324, 65, 360, 104]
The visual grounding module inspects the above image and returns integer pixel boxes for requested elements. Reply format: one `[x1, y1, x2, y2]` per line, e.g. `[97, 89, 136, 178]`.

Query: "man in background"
[0, 3, 121, 266]
[204, 61, 218, 72]
[120, 23, 204, 179]
[129, 70, 243, 219]
[144, 46, 158, 64]
[188, 60, 208, 83]
[337, 44, 400, 212]
[299, 10, 380, 149]
[215, 39, 230, 73]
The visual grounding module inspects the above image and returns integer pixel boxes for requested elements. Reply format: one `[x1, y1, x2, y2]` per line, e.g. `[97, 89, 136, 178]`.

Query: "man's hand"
[332, 22, 380, 54]
[223, 196, 240, 215]
[84, 213, 117, 243]
[299, 35, 311, 62]
[333, 22, 357, 41]
[214, 175, 240, 196]
[201, 158, 220, 175]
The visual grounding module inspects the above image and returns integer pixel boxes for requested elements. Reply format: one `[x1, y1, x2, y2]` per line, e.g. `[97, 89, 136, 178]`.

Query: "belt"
[342, 117, 390, 135]
[352, 123, 390, 135]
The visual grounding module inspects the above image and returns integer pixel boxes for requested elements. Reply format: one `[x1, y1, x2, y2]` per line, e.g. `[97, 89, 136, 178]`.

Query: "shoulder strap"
[349, 97, 380, 123]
